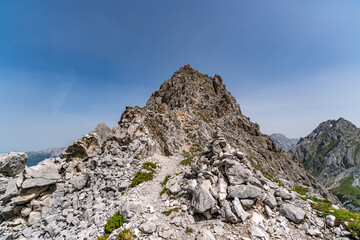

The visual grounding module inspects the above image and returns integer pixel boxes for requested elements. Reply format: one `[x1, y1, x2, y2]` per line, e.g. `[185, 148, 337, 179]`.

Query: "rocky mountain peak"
[291, 117, 360, 211]
[145, 64, 240, 120]
[270, 133, 299, 152]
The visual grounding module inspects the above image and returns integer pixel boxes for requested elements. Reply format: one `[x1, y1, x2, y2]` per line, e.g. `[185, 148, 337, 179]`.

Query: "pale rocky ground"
[0, 65, 353, 239]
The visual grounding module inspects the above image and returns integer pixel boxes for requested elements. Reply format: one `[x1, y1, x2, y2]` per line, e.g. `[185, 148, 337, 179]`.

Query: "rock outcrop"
[291, 118, 360, 211]
[0, 152, 27, 178]
[0, 65, 351, 240]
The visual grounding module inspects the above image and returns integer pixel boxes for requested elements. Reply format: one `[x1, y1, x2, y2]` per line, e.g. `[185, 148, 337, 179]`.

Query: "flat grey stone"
[228, 185, 263, 199]
[279, 204, 305, 224]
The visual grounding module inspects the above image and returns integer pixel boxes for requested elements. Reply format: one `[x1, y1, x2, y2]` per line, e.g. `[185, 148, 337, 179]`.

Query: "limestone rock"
[227, 185, 263, 199]
[232, 197, 250, 222]
[22, 159, 61, 189]
[325, 214, 336, 227]
[219, 200, 238, 223]
[2, 177, 19, 201]
[275, 189, 292, 200]
[27, 211, 41, 226]
[191, 182, 217, 213]
[139, 221, 157, 234]
[70, 174, 90, 190]
[263, 193, 277, 209]
[63, 122, 111, 162]
[279, 204, 305, 224]
[196, 229, 216, 240]
[0, 152, 27, 177]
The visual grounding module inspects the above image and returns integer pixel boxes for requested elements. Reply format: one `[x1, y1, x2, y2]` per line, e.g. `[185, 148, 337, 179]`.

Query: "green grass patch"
[292, 185, 309, 195]
[98, 212, 125, 239]
[185, 227, 194, 233]
[161, 175, 171, 186]
[160, 187, 170, 196]
[116, 229, 133, 240]
[331, 175, 360, 209]
[142, 162, 157, 172]
[299, 195, 332, 205]
[180, 150, 195, 166]
[264, 175, 284, 187]
[312, 201, 360, 237]
[161, 208, 179, 216]
[97, 234, 110, 240]
[105, 212, 124, 234]
[129, 171, 154, 188]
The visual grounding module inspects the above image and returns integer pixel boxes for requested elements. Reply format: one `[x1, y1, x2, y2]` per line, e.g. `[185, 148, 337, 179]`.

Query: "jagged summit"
[103, 66, 334, 191]
[145, 64, 242, 119]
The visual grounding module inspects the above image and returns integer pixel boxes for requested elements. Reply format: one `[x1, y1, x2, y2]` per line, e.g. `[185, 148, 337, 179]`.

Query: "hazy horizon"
[1, 1, 360, 152]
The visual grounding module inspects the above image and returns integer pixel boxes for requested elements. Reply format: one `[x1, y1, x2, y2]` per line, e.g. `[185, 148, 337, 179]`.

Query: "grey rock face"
[291, 118, 360, 211]
[279, 204, 305, 224]
[219, 200, 238, 223]
[225, 163, 251, 185]
[22, 159, 61, 189]
[63, 122, 111, 162]
[191, 182, 217, 213]
[227, 185, 263, 199]
[0, 152, 27, 177]
[263, 193, 277, 209]
[232, 197, 250, 222]
[275, 189, 292, 201]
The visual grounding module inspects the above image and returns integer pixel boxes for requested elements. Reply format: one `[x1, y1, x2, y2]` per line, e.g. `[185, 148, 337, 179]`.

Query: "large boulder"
[0, 152, 27, 177]
[224, 160, 251, 185]
[227, 185, 263, 199]
[279, 204, 305, 224]
[219, 200, 238, 223]
[232, 197, 250, 222]
[22, 158, 61, 189]
[191, 181, 217, 213]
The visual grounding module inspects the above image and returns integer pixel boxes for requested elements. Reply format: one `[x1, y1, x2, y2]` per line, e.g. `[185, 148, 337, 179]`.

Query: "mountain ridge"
[25, 147, 65, 167]
[1, 65, 354, 240]
[291, 117, 360, 212]
[270, 133, 299, 152]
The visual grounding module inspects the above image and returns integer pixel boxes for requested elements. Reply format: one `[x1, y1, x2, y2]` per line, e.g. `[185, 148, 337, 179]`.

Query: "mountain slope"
[0, 65, 350, 240]
[270, 133, 299, 152]
[291, 118, 360, 211]
[26, 147, 65, 166]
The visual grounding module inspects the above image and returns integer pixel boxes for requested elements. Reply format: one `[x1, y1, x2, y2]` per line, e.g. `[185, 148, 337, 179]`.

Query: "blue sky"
[1, 1, 360, 152]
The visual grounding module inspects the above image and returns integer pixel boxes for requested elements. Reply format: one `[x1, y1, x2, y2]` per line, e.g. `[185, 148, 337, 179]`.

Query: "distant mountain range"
[270, 133, 299, 151]
[26, 147, 65, 166]
[290, 118, 360, 212]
